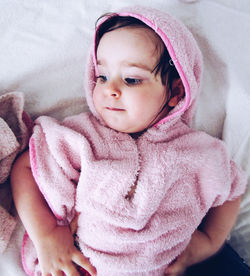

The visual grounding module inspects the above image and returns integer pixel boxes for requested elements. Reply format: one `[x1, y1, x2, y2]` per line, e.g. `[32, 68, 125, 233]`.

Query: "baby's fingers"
[73, 251, 97, 276]
[165, 259, 186, 276]
[62, 264, 81, 276]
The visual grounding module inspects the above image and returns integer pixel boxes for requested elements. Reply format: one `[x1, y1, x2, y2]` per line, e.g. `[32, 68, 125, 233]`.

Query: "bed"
[0, 0, 249, 275]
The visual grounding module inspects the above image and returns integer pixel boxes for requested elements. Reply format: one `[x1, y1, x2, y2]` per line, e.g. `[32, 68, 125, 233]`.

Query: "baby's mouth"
[106, 107, 125, 111]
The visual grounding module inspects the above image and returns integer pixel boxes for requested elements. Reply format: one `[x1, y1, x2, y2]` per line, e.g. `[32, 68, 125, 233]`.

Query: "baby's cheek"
[92, 87, 102, 109]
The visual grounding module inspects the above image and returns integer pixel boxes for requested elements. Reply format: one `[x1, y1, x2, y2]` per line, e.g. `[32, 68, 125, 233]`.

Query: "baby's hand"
[164, 254, 188, 276]
[70, 212, 80, 235]
[164, 230, 214, 276]
[34, 224, 96, 276]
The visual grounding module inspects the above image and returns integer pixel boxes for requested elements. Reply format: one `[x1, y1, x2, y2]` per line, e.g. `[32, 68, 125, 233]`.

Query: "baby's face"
[93, 26, 170, 133]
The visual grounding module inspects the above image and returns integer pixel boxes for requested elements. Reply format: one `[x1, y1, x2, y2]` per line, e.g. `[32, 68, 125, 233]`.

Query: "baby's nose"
[106, 84, 121, 98]
[110, 90, 121, 98]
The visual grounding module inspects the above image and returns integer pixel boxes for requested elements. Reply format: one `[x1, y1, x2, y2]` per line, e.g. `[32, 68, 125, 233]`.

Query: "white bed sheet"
[0, 0, 249, 274]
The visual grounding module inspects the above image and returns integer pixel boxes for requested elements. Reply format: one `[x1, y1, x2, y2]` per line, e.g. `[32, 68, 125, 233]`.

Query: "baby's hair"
[95, 14, 181, 99]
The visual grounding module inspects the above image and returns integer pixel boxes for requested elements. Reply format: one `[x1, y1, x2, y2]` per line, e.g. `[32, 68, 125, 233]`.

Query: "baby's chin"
[104, 120, 151, 134]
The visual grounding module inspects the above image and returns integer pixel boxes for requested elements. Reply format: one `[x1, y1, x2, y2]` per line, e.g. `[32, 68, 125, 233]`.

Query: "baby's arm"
[165, 197, 241, 276]
[11, 150, 96, 276]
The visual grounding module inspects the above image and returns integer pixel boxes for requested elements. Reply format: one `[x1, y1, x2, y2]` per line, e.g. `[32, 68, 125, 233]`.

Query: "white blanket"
[0, 0, 249, 274]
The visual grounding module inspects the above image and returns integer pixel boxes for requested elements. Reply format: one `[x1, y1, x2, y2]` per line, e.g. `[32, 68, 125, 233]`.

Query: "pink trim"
[93, 16, 109, 76]
[93, 12, 191, 127]
[29, 138, 63, 221]
[21, 139, 66, 275]
[22, 231, 34, 276]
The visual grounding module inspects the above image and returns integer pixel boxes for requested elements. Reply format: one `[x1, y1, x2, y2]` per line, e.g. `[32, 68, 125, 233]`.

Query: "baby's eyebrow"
[123, 62, 153, 72]
[96, 60, 154, 74]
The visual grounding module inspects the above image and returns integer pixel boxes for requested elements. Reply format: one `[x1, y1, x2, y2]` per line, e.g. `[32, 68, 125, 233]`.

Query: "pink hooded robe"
[22, 6, 247, 276]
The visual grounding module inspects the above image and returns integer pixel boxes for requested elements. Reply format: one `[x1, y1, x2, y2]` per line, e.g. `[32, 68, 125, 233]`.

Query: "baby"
[11, 6, 246, 276]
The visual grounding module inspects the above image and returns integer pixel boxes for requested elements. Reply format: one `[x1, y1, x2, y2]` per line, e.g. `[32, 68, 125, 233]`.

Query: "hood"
[85, 6, 203, 128]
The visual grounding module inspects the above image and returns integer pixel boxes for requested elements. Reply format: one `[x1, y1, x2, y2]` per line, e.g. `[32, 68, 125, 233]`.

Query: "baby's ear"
[168, 78, 185, 107]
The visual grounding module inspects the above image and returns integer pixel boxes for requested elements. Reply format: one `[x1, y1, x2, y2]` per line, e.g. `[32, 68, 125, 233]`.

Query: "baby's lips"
[106, 106, 125, 111]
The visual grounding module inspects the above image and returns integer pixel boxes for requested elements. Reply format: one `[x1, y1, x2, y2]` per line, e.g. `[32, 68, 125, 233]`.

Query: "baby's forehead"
[98, 25, 164, 60]
[128, 25, 163, 46]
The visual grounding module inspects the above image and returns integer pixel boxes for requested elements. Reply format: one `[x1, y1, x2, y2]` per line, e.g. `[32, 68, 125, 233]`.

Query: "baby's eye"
[125, 78, 142, 85]
[96, 75, 107, 83]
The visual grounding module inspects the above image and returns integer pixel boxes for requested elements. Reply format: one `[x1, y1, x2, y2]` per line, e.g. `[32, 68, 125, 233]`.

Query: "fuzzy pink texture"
[0, 92, 32, 253]
[0, 206, 17, 253]
[22, 6, 247, 276]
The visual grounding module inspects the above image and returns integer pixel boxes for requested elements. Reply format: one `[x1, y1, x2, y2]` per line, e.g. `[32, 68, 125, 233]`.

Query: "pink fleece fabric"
[22, 6, 247, 276]
[0, 92, 32, 253]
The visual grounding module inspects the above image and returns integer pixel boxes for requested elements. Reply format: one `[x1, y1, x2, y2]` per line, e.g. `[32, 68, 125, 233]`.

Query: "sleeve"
[204, 138, 247, 208]
[29, 116, 83, 224]
[211, 160, 247, 208]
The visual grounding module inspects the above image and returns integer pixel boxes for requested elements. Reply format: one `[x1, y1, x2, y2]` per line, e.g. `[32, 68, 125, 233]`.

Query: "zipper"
[125, 139, 141, 200]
